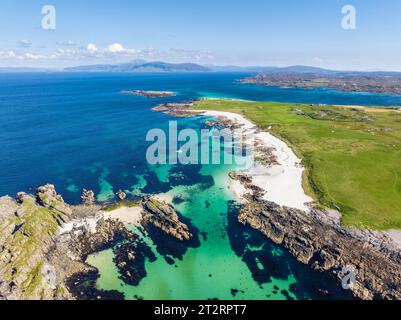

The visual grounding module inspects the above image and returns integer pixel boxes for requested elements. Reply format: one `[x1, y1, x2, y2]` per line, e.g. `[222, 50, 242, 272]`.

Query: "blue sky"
[1, 0, 401, 70]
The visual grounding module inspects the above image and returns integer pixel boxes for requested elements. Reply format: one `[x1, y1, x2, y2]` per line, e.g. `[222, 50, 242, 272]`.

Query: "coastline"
[200, 110, 313, 211]
[188, 105, 401, 299]
[197, 107, 401, 246]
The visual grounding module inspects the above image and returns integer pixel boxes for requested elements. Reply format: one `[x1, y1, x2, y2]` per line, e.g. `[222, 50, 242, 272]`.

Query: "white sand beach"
[103, 206, 143, 225]
[201, 110, 313, 211]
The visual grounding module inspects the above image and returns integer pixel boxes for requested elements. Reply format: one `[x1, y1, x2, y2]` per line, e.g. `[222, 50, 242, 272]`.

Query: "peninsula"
[242, 72, 401, 94]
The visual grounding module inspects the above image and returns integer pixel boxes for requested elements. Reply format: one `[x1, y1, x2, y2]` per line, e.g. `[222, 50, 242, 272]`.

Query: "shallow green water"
[87, 157, 303, 300]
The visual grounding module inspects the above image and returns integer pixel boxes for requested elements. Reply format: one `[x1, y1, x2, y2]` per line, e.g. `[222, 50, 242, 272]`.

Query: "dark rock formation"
[59, 218, 135, 260]
[254, 144, 279, 167]
[65, 269, 124, 300]
[228, 171, 266, 201]
[152, 102, 196, 118]
[113, 240, 156, 286]
[141, 197, 193, 241]
[238, 199, 401, 300]
[140, 197, 201, 261]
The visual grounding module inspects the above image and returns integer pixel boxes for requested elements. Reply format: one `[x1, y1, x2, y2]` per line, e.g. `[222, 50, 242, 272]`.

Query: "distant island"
[121, 90, 176, 98]
[241, 68, 401, 94]
[64, 61, 211, 73]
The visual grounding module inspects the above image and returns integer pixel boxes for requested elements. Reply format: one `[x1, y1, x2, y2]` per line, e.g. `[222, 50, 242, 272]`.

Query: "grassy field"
[192, 99, 401, 230]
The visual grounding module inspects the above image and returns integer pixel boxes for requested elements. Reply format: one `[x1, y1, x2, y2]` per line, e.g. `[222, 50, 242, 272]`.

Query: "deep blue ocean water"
[1, 72, 400, 300]
[1, 72, 400, 200]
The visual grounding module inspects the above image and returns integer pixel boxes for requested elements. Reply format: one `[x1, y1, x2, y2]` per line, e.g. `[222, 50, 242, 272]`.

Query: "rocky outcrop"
[141, 197, 193, 241]
[0, 184, 139, 300]
[0, 185, 73, 300]
[81, 189, 95, 206]
[52, 213, 137, 300]
[57, 217, 135, 260]
[1, 184, 203, 300]
[238, 199, 401, 300]
[139, 197, 200, 263]
[116, 190, 127, 201]
[152, 102, 196, 118]
[229, 171, 266, 201]
[254, 144, 279, 167]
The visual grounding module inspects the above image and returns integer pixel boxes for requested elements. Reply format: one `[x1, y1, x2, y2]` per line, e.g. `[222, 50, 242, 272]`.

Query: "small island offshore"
[121, 90, 176, 98]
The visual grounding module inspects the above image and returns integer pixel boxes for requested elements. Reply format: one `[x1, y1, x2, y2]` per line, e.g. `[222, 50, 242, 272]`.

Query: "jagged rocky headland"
[0, 185, 198, 300]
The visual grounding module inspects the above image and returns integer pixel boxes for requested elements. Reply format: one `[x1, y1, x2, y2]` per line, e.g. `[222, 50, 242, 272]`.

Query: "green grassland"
[192, 99, 401, 230]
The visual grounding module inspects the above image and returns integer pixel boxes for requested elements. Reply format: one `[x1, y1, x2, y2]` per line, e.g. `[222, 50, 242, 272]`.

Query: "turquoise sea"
[1, 72, 400, 300]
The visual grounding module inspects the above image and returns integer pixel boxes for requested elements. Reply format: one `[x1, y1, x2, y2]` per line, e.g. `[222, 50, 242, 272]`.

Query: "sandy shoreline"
[199, 108, 401, 248]
[201, 110, 313, 211]
[103, 206, 143, 225]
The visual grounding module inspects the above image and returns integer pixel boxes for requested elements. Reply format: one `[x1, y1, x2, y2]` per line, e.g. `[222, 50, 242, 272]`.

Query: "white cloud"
[0, 51, 16, 59]
[87, 43, 98, 53]
[106, 43, 125, 53]
[24, 53, 44, 60]
[0, 43, 216, 67]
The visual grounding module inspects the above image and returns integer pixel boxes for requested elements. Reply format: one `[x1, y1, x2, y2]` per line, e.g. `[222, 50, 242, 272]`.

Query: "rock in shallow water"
[238, 199, 401, 300]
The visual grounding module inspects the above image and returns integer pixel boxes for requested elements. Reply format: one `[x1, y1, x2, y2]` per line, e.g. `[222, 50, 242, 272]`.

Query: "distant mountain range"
[64, 61, 211, 73]
[64, 62, 333, 74]
[1, 62, 401, 75]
